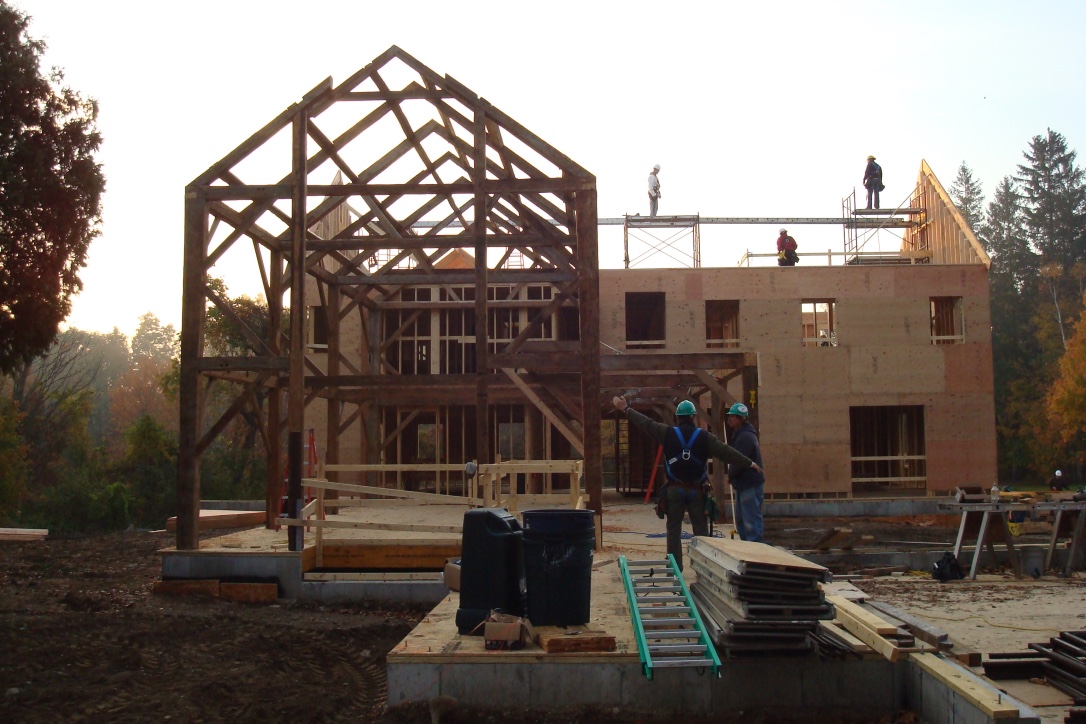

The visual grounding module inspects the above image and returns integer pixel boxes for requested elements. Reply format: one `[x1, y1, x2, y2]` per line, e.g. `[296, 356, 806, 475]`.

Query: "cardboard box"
[483, 611, 534, 650]
[443, 558, 461, 591]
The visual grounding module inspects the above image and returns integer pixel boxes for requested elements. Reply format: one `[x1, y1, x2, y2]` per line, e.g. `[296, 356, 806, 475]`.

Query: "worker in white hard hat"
[776, 228, 799, 266]
[1049, 469, 1069, 491]
[647, 164, 662, 217]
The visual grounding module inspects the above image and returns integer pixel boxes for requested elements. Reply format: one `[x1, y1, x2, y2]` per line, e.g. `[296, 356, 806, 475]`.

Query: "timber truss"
[178, 46, 601, 550]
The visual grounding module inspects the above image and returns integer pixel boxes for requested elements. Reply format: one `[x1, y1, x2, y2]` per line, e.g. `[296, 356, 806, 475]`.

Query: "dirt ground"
[0, 516, 1078, 723]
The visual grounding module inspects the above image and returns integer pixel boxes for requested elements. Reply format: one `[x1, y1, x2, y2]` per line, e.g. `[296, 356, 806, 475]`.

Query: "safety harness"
[664, 426, 708, 485]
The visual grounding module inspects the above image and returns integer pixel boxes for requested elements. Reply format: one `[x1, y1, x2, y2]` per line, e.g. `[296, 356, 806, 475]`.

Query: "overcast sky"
[15, 0, 1086, 338]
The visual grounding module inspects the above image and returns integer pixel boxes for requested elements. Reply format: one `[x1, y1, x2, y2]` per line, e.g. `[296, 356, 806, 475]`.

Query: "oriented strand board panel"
[666, 300, 703, 349]
[849, 346, 946, 395]
[757, 394, 804, 445]
[891, 265, 988, 299]
[741, 299, 802, 351]
[926, 439, 997, 490]
[943, 343, 995, 394]
[764, 442, 851, 494]
[801, 393, 850, 445]
[836, 298, 930, 347]
[962, 294, 992, 342]
[926, 393, 998, 443]
[796, 266, 896, 299]
[758, 349, 809, 397]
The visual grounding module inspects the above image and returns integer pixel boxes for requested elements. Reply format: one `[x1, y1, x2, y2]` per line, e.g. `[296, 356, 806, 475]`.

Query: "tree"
[0, 5, 105, 373]
[131, 312, 178, 362]
[984, 177, 1037, 292]
[108, 355, 176, 456]
[0, 397, 27, 520]
[1017, 129, 1086, 273]
[949, 161, 986, 235]
[1046, 293, 1086, 475]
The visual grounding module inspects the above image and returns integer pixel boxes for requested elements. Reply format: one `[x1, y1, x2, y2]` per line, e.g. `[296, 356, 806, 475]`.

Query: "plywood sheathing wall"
[598, 263, 997, 495]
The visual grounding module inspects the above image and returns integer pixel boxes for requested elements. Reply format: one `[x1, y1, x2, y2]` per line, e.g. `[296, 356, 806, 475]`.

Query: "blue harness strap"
[664, 427, 707, 484]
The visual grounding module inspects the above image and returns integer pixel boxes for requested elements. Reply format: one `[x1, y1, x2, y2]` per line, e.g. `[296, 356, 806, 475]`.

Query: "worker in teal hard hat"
[724, 402, 766, 543]
[611, 395, 762, 570]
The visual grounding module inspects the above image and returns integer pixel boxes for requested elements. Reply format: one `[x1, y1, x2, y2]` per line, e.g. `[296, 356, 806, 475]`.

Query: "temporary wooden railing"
[277, 460, 585, 567]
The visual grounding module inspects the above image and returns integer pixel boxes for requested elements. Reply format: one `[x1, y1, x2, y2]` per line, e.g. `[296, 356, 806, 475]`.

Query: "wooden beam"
[177, 193, 207, 551]
[502, 368, 584, 455]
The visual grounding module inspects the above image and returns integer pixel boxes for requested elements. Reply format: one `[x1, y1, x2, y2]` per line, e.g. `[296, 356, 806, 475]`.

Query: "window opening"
[626, 292, 666, 349]
[706, 300, 740, 349]
[801, 299, 837, 347]
[850, 405, 926, 496]
[931, 297, 964, 344]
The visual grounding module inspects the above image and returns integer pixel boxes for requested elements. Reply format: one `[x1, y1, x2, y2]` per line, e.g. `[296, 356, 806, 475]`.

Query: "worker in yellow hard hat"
[863, 155, 883, 209]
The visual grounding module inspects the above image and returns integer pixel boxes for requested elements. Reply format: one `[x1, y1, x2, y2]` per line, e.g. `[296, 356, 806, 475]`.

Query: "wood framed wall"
[178, 46, 600, 550]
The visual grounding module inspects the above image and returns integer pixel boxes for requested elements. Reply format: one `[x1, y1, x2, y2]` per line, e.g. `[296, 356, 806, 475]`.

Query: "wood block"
[318, 543, 461, 569]
[165, 509, 265, 533]
[909, 652, 1021, 719]
[220, 582, 279, 604]
[152, 579, 220, 598]
[533, 626, 617, 653]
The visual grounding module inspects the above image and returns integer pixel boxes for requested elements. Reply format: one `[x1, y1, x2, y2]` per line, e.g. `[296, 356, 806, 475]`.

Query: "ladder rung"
[639, 606, 691, 614]
[650, 658, 716, 669]
[628, 559, 671, 566]
[638, 595, 684, 604]
[633, 585, 683, 593]
[641, 618, 695, 626]
[649, 644, 708, 655]
[645, 630, 701, 639]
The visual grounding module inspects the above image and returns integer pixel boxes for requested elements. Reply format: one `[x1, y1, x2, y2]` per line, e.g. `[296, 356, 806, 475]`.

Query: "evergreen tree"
[0, 6, 105, 373]
[985, 176, 1037, 292]
[1017, 129, 1086, 273]
[949, 161, 986, 235]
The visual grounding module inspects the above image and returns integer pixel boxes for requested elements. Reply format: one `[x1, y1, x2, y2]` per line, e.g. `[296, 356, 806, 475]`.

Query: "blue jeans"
[734, 484, 764, 543]
[866, 184, 880, 209]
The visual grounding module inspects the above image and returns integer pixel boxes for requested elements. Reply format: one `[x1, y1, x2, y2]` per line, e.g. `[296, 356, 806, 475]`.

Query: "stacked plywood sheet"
[688, 536, 834, 658]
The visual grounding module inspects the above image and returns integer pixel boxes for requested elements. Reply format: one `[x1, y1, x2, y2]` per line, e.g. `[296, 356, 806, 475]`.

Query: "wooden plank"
[303, 479, 481, 505]
[818, 621, 873, 655]
[813, 528, 853, 551]
[0, 528, 48, 541]
[910, 652, 1021, 719]
[324, 464, 463, 472]
[833, 605, 903, 662]
[866, 600, 950, 647]
[277, 517, 461, 534]
[219, 582, 279, 604]
[318, 543, 461, 569]
[165, 509, 265, 533]
[826, 595, 898, 635]
[690, 536, 830, 577]
[303, 571, 443, 582]
[152, 579, 220, 598]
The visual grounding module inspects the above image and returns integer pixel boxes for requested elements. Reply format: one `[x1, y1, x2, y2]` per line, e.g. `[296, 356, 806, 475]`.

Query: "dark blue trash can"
[455, 508, 526, 634]
[522, 509, 595, 627]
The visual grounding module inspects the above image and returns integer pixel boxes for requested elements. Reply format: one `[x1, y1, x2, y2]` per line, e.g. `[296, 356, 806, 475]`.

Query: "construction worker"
[611, 396, 762, 569]
[863, 155, 883, 209]
[647, 164, 661, 217]
[1050, 469, 1069, 491]
[776, 228, 798, 266]
[724, 403, 766, 543]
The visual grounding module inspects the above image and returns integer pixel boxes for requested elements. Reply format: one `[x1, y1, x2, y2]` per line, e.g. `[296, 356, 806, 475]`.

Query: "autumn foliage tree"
[0, 5, 105, 373]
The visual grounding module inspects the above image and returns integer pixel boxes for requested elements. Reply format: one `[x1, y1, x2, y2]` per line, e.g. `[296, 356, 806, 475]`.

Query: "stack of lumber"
[687, 537, 834, 658]
[982, 631, 1086, 704]
[826, 594, 938, 662]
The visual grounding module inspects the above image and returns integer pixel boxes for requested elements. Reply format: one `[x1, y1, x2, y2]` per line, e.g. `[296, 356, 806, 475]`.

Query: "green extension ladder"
[619, 554, 721, 680]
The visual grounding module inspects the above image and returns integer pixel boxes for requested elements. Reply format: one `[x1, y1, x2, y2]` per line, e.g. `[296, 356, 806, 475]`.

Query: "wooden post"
[177, 191, 208, 550]
[265, 243, 283, 527]
[326, 284, 341, 509]
[287, 109, 308, 552]
[473, 108, 490, 466]
[575, 187, 603, 524]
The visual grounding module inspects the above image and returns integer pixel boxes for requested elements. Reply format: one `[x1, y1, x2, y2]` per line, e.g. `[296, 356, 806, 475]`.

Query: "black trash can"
[455, 508, 526, 634]
[522, 509, 595, 627]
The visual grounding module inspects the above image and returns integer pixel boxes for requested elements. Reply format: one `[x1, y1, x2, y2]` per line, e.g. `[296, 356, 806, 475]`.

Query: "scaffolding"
[622, 214, 701, 269]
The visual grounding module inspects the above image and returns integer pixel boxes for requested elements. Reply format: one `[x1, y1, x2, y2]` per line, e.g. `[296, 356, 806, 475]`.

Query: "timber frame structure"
[178, 47, 608, 550]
